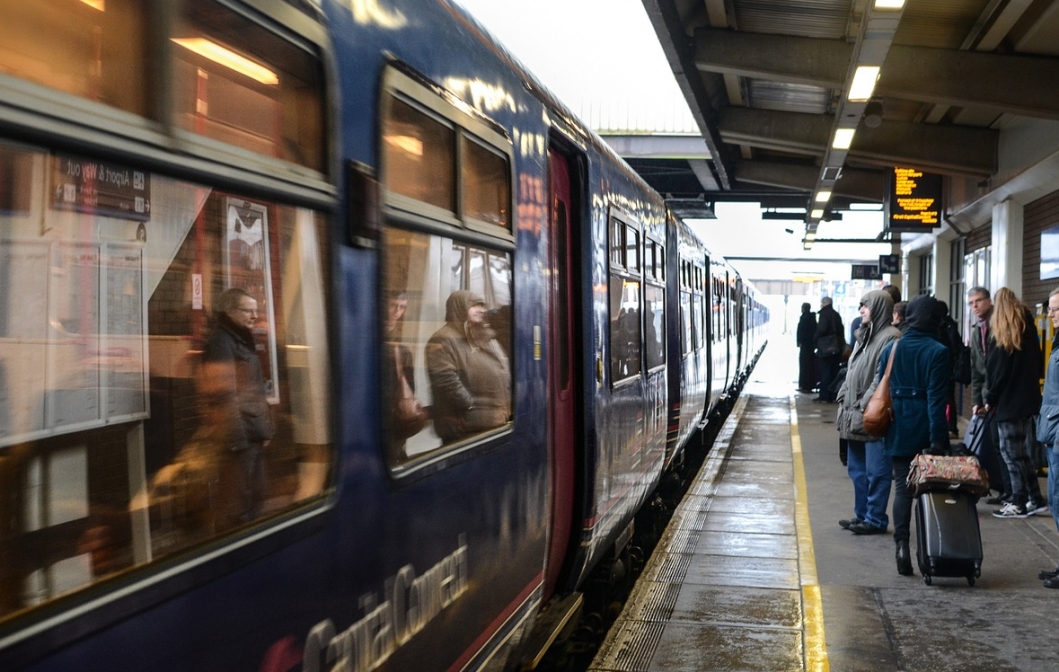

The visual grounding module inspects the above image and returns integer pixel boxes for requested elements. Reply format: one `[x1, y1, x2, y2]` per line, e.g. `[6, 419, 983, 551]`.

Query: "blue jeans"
[846, 439, 892, 529]
[997, 417, 1044, 507]
[1048, 445, 1059, 535]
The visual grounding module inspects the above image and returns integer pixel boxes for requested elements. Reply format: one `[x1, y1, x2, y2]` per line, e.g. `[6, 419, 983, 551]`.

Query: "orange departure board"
[888, 167, 941, 229]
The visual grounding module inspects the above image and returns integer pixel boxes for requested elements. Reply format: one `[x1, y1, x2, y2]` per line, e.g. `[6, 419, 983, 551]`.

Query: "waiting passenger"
[879, 295, 950, 576]
[1036, 287, 1059, 587]
[985, 287, 1046, 518]
[892, 300, 909, 333]
[836, 290, 900, 535]
[383, 291, 428, 460]
[426, 290, 511, 442]
[796, 302, 817, 393]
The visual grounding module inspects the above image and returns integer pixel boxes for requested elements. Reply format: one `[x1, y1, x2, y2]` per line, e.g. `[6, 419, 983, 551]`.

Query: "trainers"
[1039, 566, 1059, 580]
[992, 502, 1029, 518]
[1027, 500, 1049, 516]
[839, 518, 863, 529]
[1045, 575, 1059, 589]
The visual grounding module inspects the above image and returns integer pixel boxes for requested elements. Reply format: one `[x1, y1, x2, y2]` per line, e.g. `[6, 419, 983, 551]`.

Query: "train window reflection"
[462, 136, 510, 230]
[0, 140, 333, 623]
[0, 0, 148, 116]
[609, 276, 642, 381]
[383, 96, 456, 212]
[173, 0, 326, 171]
[381, 228, 513, 464]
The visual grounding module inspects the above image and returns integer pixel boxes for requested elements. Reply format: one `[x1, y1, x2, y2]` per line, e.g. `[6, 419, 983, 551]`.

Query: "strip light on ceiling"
[171, 38, 279, 85]
[815, 190, 832, 203]
[848, 66, 881, 102]
[874, 0, 905, 9]
[832, 128, 856, 150]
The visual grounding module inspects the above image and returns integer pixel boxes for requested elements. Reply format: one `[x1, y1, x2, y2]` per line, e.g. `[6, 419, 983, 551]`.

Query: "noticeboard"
[888, 167, 941, 229]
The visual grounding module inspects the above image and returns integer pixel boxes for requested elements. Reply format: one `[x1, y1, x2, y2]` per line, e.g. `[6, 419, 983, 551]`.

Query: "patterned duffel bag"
[907, 453, 990, 498]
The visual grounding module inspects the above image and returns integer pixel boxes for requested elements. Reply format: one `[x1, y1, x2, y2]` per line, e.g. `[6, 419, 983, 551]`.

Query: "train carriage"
[0, 1, 766, 671]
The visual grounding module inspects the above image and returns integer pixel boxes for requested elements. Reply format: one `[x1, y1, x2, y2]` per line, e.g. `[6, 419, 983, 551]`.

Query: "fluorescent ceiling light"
[815, 190, 832, 203]
[805, 232, 817, 240]
[172, 38, 279, 85]
[874, 0, 905, 8]
[80, 0, 105, 9]
[850, 202, 884, 210]
[810, 208, 825, 219]
[848, 66, 880, 102]
[833, 128, 856, 149]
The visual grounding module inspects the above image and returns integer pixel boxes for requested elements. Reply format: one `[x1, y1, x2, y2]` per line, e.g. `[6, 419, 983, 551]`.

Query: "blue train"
[0, 1, 766, 670]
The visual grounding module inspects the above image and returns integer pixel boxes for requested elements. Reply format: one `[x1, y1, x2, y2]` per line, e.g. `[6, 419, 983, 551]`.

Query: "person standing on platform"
[985, 287, 1046, 519]
[968, 286, 1011, 505]
[836, 289, 900, 535]
[936, 301, 966, 437]
[879, 295, 950, 576]
[796, 302, 817, 394]
[1036, 287, 1059, 587]
[813, 296, 844, 403]
[892, 301, 909, 333]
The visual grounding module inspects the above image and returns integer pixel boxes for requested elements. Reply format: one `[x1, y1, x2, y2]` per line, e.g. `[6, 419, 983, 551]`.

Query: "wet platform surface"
[588, 334, 1059, 672]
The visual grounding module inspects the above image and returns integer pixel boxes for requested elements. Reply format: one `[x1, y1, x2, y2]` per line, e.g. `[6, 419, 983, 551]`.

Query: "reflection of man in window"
[202, 288, 274, 525]
[426, 290, 511, 442]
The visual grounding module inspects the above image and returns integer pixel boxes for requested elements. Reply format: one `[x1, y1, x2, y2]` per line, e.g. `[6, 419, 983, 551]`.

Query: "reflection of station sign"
[852, 264, 882, 280]
[888, 167, 941, 229]
[879, 254, 900, 274]
[51, 154, 151, 222]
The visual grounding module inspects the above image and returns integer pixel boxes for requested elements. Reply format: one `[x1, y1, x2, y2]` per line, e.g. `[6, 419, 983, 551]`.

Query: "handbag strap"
[882, 340, 897, 378]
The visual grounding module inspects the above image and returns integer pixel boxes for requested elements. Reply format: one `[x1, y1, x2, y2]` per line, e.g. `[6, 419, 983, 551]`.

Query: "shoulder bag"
[863, 342, 896, 436]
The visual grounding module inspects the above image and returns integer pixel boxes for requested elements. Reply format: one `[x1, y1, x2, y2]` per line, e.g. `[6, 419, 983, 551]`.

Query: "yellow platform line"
[790, 394, 829, 672]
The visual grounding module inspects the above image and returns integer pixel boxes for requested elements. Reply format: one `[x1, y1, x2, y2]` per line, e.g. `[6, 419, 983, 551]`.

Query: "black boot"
[896, 540, 913, 576]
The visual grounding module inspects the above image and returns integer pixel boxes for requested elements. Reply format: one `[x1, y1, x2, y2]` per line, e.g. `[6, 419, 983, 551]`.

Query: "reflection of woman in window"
[426, 290, 511, 442]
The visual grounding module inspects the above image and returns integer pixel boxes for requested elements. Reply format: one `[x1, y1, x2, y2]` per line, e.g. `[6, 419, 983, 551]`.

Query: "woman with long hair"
[985, 287, 1046, 518]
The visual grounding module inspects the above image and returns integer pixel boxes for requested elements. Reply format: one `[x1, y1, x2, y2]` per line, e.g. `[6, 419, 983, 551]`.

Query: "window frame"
[607, 207, 644, 386]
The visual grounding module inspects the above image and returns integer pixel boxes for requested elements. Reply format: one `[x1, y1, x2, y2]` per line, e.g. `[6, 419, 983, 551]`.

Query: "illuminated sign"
[888, 167, 941, 229]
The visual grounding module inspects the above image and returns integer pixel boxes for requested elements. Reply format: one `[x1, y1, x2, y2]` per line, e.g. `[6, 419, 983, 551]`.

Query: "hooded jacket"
[878, 295, 950, 457]
[836, 290, 901, 441]
[426, 290, 512, 442]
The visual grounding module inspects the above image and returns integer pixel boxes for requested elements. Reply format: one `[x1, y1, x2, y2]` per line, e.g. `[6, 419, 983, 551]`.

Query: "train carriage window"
[0, 0, 149, 117]
[383, 98, 457, 213]
[0, 140, 334, 623]
[173, 0, 326, 171]
[379, 66, 514, 466]
[608, 212, 642, 382]
[462, 136, 510, 229]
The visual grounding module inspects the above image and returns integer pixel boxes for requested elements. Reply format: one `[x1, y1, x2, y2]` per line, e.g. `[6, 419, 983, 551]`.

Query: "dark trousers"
[891, 454, 915, 543]
[798, 347, 817, 390]
[817, 354, 840, 401]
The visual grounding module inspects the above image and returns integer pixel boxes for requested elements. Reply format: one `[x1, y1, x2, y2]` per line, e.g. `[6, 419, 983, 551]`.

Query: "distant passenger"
[796, 302, 817, 393]
[836, 290, 900, 536]
[383, 291, 429, 461]
[813, 296, 844, 402]
[881, 284, 902, 304]
[426, 290, 511, 443]
[892, 301, 909, 333]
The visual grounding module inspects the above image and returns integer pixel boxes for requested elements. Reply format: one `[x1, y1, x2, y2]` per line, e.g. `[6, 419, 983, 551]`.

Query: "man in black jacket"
[813, 296, 844, 402]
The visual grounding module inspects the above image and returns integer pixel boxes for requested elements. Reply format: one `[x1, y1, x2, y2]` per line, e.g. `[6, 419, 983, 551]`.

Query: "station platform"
[588, 335, 1059, 672]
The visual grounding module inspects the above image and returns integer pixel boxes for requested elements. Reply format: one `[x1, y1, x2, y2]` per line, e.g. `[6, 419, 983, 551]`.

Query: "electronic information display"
[888, 167, 941, 229]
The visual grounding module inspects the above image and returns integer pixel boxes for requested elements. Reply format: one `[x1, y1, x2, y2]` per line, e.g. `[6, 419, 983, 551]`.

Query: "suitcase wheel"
[923, 574, 932, 586]
[967, 576, 976, 586]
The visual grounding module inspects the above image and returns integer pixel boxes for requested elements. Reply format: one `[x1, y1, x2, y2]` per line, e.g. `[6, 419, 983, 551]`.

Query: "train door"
[544, 147, 579, 598]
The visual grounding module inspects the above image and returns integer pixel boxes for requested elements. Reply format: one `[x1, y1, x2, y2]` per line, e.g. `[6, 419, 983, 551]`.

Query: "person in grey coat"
[427, 290, 512, 443]
[835, 290, 901, 535]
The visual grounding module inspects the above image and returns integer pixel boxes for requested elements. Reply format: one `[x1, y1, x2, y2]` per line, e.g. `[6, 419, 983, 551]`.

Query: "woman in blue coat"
[1037, 287, 1059, 586]
[876, 295, 950, 576]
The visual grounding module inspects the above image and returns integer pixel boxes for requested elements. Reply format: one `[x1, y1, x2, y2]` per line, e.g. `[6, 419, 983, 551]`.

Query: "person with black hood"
[202, 287, 274, 525]
[813, 296, 844, 402]
[796, 302, 817, 393]
[427, 290, 512, 443]
[985, 287, 1046, 518]
[836, 290, 901, 535]
[876, 295, 950, 576]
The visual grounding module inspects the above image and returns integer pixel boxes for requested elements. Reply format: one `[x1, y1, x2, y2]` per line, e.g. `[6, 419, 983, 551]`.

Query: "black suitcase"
[915, 490, 983, 586]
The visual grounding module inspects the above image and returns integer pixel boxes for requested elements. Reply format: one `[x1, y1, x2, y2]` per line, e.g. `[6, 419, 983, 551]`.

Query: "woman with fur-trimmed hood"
[835, 289, 901, 535]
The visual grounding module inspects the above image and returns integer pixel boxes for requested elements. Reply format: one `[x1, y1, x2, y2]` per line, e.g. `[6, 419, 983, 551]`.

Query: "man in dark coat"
[795, 302, 817, 393]
[202, 287, 274, 525]
[813, 296, 844, 402]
